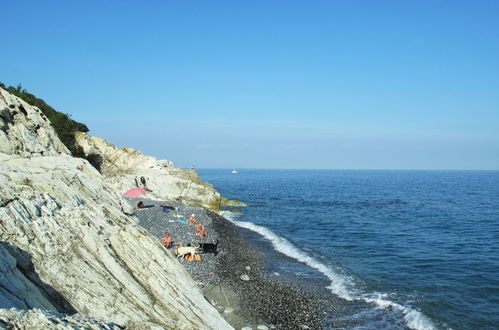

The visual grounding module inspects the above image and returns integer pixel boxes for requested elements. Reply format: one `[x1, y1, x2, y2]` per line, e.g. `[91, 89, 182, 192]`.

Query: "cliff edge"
[0, 87, 232, 329]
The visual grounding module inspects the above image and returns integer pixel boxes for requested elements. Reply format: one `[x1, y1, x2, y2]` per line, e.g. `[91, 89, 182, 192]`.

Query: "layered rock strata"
[0, 308, 124, 329]
[74, 132, 231, 211]
[0, 87, 232, 329]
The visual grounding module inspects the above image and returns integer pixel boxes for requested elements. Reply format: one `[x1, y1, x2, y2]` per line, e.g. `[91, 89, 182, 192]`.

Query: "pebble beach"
[126, 197, 336, 329]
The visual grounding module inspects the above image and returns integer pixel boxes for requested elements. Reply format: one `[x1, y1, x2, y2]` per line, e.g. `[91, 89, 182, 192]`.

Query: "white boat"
[231, 169, 238, 174]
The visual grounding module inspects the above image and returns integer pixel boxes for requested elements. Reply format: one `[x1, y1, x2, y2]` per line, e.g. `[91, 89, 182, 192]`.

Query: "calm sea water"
[198, 169, 499, 330]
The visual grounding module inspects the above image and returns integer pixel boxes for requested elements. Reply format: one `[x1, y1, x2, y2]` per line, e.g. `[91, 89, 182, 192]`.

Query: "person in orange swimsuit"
[195, 224, 208, 238]
[162, 232, 173, 248]
[187, 214, 198, 225]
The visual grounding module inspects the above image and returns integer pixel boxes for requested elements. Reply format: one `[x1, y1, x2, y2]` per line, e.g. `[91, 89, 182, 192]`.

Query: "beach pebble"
[241, 327, 252, 330]
[224, 307, 235, 314]
[245, 266, 251, 271]
[257, 326, 269, 330]
[240, 274, 250, 281]
[299, 325, 310, 329]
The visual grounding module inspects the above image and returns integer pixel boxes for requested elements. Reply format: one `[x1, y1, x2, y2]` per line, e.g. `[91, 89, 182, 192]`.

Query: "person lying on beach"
[187, 214, 198, 225]
[195, 224, 208, 238]
[161, 205, 176, 211]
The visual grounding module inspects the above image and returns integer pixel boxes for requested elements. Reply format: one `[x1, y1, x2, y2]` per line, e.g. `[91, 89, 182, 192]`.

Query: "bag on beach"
[185, 254, 201, 261]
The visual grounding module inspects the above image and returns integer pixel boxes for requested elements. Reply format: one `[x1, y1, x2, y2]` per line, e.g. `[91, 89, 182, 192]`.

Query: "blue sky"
[2, 0, 498, 169]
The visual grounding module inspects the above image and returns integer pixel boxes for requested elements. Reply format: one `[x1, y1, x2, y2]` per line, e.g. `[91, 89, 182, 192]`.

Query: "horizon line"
[192, 167, 499, 172]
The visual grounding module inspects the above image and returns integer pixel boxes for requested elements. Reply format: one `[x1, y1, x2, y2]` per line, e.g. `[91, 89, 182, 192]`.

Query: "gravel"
[127, 197, 336, 329]
[126, 197, 220, 285]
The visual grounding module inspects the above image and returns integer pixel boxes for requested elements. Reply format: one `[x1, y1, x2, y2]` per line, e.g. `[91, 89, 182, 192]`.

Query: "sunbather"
[162, 232, 173, 248]
[188, 214, 198, 225]
[195, 224, 208, 238]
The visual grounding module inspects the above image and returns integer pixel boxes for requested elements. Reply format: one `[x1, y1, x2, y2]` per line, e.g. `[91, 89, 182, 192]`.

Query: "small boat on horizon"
[231, 169, 238, 174]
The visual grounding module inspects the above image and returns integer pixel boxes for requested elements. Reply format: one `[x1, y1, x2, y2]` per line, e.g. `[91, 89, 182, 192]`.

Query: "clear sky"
[2, 0, 498, 169]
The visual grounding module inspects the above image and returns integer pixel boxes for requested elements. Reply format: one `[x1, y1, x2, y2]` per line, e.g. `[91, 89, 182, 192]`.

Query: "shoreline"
[208, 210, 336, 329]
[128, 197, 335, 329]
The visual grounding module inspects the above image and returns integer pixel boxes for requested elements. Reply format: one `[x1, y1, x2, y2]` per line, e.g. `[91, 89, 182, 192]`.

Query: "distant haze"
[2, 1, 498, 170]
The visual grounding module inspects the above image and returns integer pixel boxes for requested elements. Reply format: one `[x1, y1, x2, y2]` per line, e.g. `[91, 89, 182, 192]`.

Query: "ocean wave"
[222, 212, 437, 330]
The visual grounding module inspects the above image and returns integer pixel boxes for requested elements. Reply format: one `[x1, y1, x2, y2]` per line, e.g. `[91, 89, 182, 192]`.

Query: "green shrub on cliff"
[0, 82, 89, 155]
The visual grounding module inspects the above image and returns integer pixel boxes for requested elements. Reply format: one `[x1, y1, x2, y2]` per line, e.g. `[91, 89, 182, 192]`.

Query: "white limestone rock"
[75, 132, 225, 211]
[0, 244, 60, 312]
[0, 87, 232, 329]
[0, 308, 124, 329]
[0, 88, 68, 156]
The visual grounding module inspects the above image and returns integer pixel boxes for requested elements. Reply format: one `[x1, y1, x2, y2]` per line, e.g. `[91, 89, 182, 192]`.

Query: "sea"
[197, 169, 499, 330]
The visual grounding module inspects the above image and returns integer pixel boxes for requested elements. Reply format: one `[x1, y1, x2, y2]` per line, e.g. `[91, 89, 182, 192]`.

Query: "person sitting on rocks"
[136, 201, 145, 210]
[162, 232, 173, 248]
[187, 214, 198, 225]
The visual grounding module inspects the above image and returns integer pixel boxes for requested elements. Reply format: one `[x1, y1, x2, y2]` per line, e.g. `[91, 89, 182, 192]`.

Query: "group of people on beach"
[161, 213, 210, 261]
[162, 214, 208, 248]
[133, 200, 211, 261]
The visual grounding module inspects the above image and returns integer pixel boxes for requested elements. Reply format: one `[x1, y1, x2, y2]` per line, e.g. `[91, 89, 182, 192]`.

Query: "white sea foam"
[362, 294, 436, 330]
[222, 213, 437, 330]
[228, 216, 358, 300]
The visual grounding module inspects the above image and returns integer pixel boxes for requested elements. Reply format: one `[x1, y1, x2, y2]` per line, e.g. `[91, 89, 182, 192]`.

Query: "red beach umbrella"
[123, 187, 147, 197]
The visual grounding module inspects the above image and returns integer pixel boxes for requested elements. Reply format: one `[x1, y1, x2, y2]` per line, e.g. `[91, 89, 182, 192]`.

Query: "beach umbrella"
[124, 187, 147, 197]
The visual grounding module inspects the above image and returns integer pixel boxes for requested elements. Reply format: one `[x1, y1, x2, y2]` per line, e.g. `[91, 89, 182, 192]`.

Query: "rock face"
[0, 89, 68, 157]
[0, 308, 124, 329]
[0, 88, 232, 329]
[75, 132, 225, 211]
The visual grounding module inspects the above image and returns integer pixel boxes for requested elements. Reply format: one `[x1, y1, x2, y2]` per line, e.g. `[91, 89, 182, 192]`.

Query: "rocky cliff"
[0, 87, 232, 329]
[74, 132, 227, 212]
